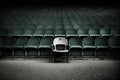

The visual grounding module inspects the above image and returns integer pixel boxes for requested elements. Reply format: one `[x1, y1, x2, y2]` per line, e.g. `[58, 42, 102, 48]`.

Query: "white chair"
[52, 37, 69, 62]
[52, 37, 68, 52]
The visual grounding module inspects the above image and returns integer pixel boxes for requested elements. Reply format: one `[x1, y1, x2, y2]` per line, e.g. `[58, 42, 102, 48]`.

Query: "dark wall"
[0, 0, 119, 6]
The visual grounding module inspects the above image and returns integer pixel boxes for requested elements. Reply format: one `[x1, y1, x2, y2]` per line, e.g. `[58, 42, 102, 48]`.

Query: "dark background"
[0, 0, 119, 7]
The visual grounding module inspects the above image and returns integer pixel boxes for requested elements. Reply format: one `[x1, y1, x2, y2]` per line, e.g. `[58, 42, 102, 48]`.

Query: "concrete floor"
[0, 58, 120, 80]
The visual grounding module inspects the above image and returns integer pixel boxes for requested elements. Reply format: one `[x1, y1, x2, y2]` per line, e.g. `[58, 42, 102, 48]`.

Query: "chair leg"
[12, 49, 14, 57]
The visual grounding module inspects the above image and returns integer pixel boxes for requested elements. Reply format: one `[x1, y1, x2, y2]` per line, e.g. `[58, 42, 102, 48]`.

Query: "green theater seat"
[69, 37, 82, 57]
[55, 29, 65, 37]
[0, 37, 15, 56]
[111, 28, 120, 36]
[82, 37, 95, 56]
[100, 28, 112, 37]
[89, 28, 100, 37]
[23, 29, 34, 37]
[25, 37, 40, 48]
[25, 37, 40, 56]
[109, 37, 120, 57]
[46, 24, 54, 29]
[39, 37, 53, 56]
[8, 28, 24, 37]
[33, 29, 45, 37]
[44, 29, 54, 37]
[69, 37, 82, 48]
[39, 37, 53, 48]
[66, 29, 78, 37]
[109, 37, 120, 48]
[36, 24, 45, 29]
[14, 37, 28, 56]
[74, 24, 83, 29]
[78, 28, 89, 37]
[95, 37, 109, 56]
[55, 25, 64, 29]
[64, 25, 74, 30]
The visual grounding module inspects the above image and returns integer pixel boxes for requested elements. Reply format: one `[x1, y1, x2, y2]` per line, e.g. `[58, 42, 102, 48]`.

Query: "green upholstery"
[44, 29, 54, 37]
[0, 37, 15, 56]
[66, 29, 78, 37]
[95, 37, 108, 48]
[78, 28, 89, 37]
[111, 28, 120, 36]
[69, 37, 82, 48]
[33, 29, 45, 37]
[8, 28, 24, 37]
[95, 37, 109, 56]
[25, 37, 40, 48]
[55, 25, 64, 29]
[14, 37, 28, 48]
[23, 29, 34, 37]
[109, 37, 120, 48]
[14, 37, 28, 56]
[65, 25, 74, 30]
[36, 24, 45, 29]
[109, 37, 120, 57]
[46, 24, 54, 29]
[82, 37, 95, 48]
[55, 29, 65, 37]
[100, 28, 111, 37]
[89, 28, 100, 37]
[39, 37, 53, 48]
[82, 37, 95, 56]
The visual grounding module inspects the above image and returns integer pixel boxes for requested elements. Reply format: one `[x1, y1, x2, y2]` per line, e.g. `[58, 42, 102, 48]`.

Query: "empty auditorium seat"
[69, 37, 82, 57]
[36, 24, 45, 29]
[23, 29, 34, 37]
[25, 37, 40, 56]
[111, 28, 120, 36]
[66, 29, 78, 37]
[95, 37, 109, 56]
[82, 37, 95, 56]
[14, 37, 28, 56]
[55, 25, 64, 29]
[64, 25, 74, 30]
[39, 37, 53, 56]
[33, 29, 45, 37]
[8, 28, 24, 37]
[46, 24, 54, 29]
[44, 29, 54, 37]
[100, 28, 111, 37]
[109, 37, 120, 57]
[55, 29, 66, 37]
[78, 28, 89, 37]
[74, 24, 83, 29]
[89, 28, 100, 37]
[0, 37, 15, 56]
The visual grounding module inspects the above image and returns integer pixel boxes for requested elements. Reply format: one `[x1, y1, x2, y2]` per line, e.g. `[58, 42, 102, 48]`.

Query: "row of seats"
[0, 36, 119, 48]
[0, 28, 120, 37]
[0, 36, 119, 57]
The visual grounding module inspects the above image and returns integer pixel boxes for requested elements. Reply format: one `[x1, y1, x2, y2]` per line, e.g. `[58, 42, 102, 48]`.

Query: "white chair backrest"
[53, 37, 68, 45]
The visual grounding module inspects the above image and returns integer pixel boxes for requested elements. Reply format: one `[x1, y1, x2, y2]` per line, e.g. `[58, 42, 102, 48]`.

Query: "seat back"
[69, 37, 82, 46]
[95, 37, 108, 46]
[40, 37, 53, 46]
[15, 37, 28, 46]
[53, 37, 68, 50]
[109, 37, 120, 47]
[27, 37, 40, 46]
[82, 37, 94, 46]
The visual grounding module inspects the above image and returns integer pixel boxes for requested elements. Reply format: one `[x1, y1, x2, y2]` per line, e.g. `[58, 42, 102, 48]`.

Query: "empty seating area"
[0, 6, 120, 58]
